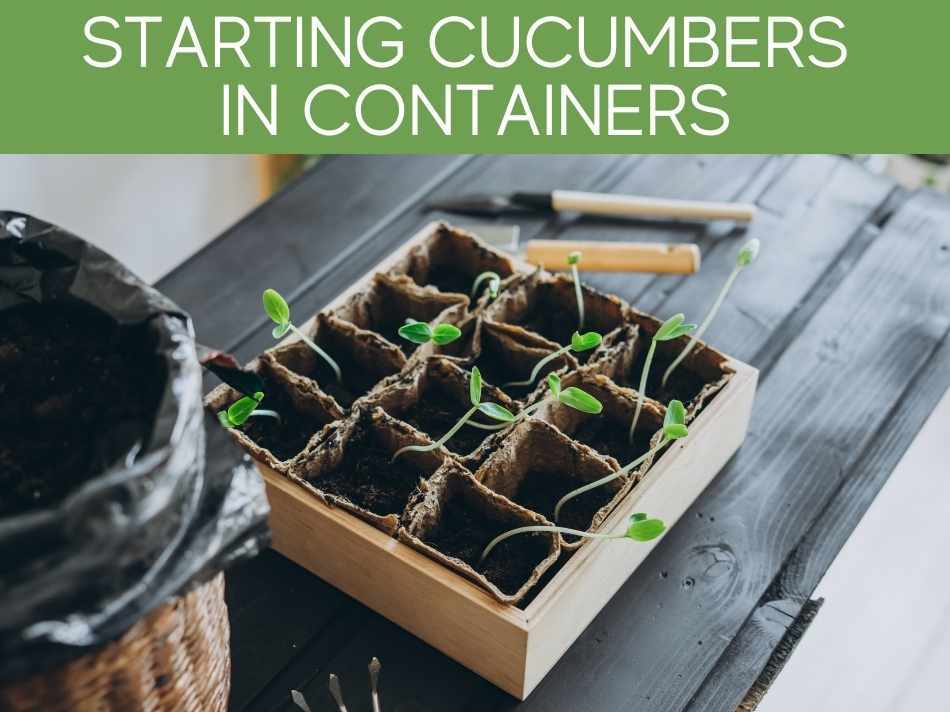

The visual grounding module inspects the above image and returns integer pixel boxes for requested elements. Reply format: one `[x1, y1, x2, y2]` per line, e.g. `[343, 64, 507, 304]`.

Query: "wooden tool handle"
[552, 189, 757, 223]
[525, 240, 701, 274]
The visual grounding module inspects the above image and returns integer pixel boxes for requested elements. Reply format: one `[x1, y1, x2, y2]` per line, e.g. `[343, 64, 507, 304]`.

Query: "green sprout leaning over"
[218, 391, 280, 429]
[555, 399, 688, 522]
[662, 238, 760, 387]
[629, 314, 696, 443]
[471, 271, 502, 301]
[391, 367, 515, 461]
[503, 331, 602, 389]
[263, 288, 342, 382]
[479, 513, 666, 564]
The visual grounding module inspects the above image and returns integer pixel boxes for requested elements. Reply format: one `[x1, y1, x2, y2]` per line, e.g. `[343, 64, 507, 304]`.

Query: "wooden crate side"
[261, 468, 531, 697]
[521, 363, 758, 696]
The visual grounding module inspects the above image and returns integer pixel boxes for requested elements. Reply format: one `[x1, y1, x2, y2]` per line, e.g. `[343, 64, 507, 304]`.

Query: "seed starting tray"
[205, 222, 758, 699]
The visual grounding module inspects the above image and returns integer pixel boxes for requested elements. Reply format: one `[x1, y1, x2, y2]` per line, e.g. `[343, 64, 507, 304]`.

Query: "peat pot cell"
[0, 302, 164, 517]
[389, 222, 516, 298]
[289, 407, 443, 534]
[475, 419, 622, 549]
[269, 313, 405, 408]
[207, 355, 343, 469]
[534, 371, 665, 471]
[470, 320, 578, 402]
[363, 358, 517, 459]
[485, 273, 628, 361]
[399, 461, 559, 604]
[333, 272, 468, 357]
[617, 311, 735, 419]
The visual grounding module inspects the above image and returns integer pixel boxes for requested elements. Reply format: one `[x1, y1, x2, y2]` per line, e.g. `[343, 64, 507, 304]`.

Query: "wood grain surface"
[157, 155, 950, 712]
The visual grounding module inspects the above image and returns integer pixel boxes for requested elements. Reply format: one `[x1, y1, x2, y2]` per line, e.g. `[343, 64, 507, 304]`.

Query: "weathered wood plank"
[687, 193, 950, 712]
[504, 187, 949, 712]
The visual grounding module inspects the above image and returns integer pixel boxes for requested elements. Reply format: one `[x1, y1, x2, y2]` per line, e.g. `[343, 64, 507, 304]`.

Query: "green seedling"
[263, 288, 342, 382]
[471, 271, 502, 301]
[398, 318, 462, 346]
[479, 512, 665, 564]
[466, 372, 603, 431]
[217, 391, 280, 429]
[391, 367, 516, 461]
[629, 314, 696, 442]
[662, 238, 760, 387]
[503, 331, 602, 388]
[567, 251, 585, 330]
[555, 400, 688, 522]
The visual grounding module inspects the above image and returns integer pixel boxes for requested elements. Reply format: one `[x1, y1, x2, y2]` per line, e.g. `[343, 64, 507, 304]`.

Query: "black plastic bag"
[0, 212, 270, 680]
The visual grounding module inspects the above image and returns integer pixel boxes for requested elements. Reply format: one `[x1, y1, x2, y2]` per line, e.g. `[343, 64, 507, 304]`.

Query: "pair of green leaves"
[470, 367, 517, 423]
[218, 391, 264, 428]
[398, 318, 462, 346]
[263, 288, 293, 338]
[654, 313, 697, 342]
[546, 373, 602, 414]
[625, 513, 666, 541]
[737, 238, 760, 267]
[662, 399, 688, 440]
[570, 331, 602, 352]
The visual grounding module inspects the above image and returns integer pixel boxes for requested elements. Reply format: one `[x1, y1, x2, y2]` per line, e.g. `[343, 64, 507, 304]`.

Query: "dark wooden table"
[157, 155, 950, 712]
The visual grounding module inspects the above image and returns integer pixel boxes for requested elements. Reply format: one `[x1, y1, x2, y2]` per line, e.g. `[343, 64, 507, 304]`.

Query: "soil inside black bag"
[0, 303, 164, 517]
[425, 496, 551, 595]
[623, 347, 708, 406]
[400, 386, 492, 456]
[513, 469, 615, 542]
[239, 372, 334, 461]
[314, 428, 424, 515]
[572, 415, 655, 468]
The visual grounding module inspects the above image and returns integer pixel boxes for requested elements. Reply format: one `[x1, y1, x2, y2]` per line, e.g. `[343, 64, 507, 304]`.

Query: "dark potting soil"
[425, 495, 551, 595]
[623, 347, 708, 407]
[572, 415, 655, 468]
[300, 342, 375, 408]
[514, 469, 615, 542]
[314, 429, 425, 516]
[0, 303, 164, 517]
[420, 265, 474, 296]
[240, 372, 334, 462]
[470, 347, 535, 401]
[400, 386, 492, 456]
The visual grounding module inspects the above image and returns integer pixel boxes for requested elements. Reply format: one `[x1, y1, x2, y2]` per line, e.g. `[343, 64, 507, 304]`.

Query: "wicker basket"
[0, 574, 230, 712]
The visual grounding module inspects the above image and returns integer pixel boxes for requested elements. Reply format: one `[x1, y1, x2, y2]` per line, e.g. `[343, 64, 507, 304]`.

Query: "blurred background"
[1, 154, 947, 285]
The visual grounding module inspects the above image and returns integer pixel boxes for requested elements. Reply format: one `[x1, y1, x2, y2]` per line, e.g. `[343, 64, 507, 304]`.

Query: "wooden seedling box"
[239, 223, 757, 699]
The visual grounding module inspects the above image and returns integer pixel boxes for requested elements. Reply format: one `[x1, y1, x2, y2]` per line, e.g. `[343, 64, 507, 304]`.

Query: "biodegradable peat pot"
[205, 222, 758, 699]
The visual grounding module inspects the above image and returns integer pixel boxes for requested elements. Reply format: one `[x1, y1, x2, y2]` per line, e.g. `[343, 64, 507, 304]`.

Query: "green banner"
[1, 1, 947, 152]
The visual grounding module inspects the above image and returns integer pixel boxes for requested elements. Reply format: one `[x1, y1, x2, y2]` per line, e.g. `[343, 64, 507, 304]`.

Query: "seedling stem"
[263, 289, 343, 382]
[480, 513, 665, 563]
[471, 271, 501, 300]
[568, 251, 585, 330]
[629, 314, 696, 442]
[555, 400, 688, 522]
[503, 331, 602, 388]
[662, 239, 760, 387]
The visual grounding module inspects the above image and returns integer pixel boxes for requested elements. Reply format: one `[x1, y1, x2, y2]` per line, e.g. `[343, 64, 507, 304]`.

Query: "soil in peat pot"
[425, 496, 551, 596]
[314, 429, 424, 516]
[623, 346, 708, 406]
[400, 387, 491, 457]
[572, 414, 654, 468]
[469, 348, 536, 401]
[420, 265, 474, 297]
[239, 372, 335, 462]
[0, 303, 164, 517]
[514, 470, 615, 543]
[292, 337, 384, 408]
